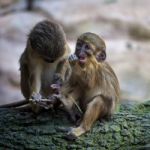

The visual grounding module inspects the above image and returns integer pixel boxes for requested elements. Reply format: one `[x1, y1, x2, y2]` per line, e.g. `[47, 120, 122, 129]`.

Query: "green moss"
[133, 100, 150, 113]
[0, 101, 149, 149]
[110, 125, 121, 132]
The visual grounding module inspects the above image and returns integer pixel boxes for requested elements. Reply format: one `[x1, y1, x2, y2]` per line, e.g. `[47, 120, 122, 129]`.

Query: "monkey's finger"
[72, 54, 78, 60]
[64, 132, 77, 141]
[68, 54, 74, 61]
[41, 104, 52, 109]
[69, 54, 78, 61]
[68, 55, 72, 61]
[50, 84, 60, 90]
[29, 98, 37, 105]
[37, 101, 53, 109]
[31, 93, 42, 101]
[71, 55, 75, 60]
[48, 94, 61, 102]
[53, 94, 61, 99]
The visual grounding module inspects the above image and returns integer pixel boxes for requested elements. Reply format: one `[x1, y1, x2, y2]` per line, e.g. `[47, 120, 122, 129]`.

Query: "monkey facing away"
[0, 20, 71, 111]
[54, 32, 120, 139]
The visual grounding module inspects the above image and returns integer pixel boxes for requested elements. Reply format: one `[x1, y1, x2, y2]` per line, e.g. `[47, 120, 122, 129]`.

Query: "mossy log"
[0, 101, 149, 150]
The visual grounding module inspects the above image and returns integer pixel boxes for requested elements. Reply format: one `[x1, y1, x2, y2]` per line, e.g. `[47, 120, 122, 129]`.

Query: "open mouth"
[79, 56, 86, 64]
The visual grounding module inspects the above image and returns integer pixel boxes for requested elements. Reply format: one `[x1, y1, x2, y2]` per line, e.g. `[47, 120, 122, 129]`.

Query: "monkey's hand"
[52, 74, 63, 86]
[45, 94, 61, 108]
[30, 92, 42, 102]
[30, 93, 61, 110]
[29, 92, 44, 110]
[68, 54, 78, 66]
[50, 84, 61, 95]
[49, 94, 61, 101]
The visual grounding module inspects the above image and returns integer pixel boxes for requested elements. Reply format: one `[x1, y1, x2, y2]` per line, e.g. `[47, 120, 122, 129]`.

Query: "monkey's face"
[75, 40, 92, 65]
[75, 32, 106, 66]
[40, 54, 56, 63]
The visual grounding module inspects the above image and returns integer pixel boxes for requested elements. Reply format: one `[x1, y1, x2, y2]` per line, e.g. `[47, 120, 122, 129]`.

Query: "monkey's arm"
[20, 50, 31, 99]
[20, 56, 42, 99]
[59, 82, 82, 122]
[53, 46, 72, 85]
[30, 66, 42, 95]
[53, 59, 71, 85]
[21, 50, 43, 107]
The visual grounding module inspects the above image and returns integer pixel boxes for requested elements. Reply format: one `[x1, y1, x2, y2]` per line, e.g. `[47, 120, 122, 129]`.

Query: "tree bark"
[0, 101, 149, 150]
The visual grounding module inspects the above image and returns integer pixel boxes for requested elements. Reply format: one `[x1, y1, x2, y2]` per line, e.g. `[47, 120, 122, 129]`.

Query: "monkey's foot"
[65, 127, 86, 141]
[64, 132, 77, 141]
[29, 93, 51, 109]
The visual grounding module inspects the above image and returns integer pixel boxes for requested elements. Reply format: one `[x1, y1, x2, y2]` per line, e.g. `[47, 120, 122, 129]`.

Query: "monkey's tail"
[0, 100, 28, 108]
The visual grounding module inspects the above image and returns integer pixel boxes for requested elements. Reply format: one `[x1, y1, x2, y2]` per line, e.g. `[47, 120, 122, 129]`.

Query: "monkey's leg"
[30, 92, 43, 113]
[67, 97, 104, 139]
[30, 66, 42, 95]
[59, 83, 81, 122]
[61, 95, 78, 122]
[29, 67, 43, 113]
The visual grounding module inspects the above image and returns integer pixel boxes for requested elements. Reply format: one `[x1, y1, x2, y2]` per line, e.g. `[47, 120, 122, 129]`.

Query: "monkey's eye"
[84, 44, 90, 50]
[100, 52, 106, 60]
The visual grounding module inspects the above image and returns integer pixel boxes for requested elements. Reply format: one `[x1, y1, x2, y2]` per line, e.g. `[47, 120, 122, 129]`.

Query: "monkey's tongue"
[79, 57, 86, 64]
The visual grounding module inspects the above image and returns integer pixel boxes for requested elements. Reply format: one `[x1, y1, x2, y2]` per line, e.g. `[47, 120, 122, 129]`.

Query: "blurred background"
[0, 0, 150, 105]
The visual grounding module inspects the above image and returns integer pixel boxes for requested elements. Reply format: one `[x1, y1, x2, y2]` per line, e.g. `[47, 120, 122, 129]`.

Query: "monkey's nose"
[79, 53, 86, 59]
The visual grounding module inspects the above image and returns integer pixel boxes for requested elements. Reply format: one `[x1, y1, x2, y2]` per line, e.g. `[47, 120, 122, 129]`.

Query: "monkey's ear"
[96, 51, 106, 62]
